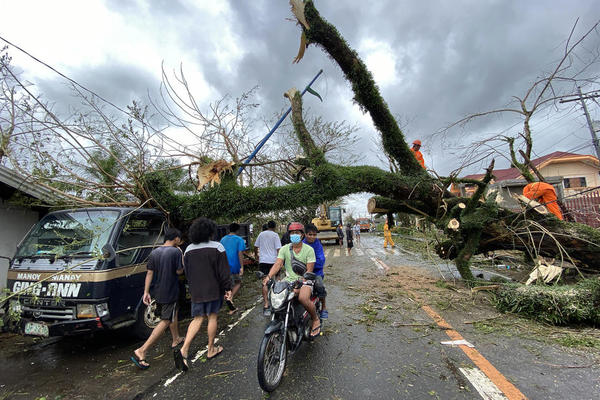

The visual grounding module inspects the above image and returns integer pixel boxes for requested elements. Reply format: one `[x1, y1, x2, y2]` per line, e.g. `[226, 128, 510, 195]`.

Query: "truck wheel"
[133, 300, 160, 339]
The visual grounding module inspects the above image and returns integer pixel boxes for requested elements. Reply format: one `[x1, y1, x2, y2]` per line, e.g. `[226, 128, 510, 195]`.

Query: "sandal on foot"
[131, 354, 149, 370]
[226, 299, 236, 311]
[174, 350, 189, 371]
[171, 337, 184, 349]
[207, 345, 224, 360]
[309, 324, 321, 338]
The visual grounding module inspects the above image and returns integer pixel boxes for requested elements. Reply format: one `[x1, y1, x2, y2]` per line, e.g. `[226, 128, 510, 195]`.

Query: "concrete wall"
[0, 200, 40, 290]
[540, 161, 600, 196]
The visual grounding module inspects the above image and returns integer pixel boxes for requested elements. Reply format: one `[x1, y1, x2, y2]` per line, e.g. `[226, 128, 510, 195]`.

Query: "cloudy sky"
[2, 0, 600, 216]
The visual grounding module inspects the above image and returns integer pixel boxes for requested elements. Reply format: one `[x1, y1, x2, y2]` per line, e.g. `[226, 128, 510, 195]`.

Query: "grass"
[554, 334, 600, 349]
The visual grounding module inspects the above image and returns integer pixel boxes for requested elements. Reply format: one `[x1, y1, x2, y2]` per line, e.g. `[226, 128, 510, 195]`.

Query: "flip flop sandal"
[174, 350, 188, 371]
[131, 354, 150, 370]
[171, 337, 185, 349]
[207, 346, 224, 360]
[309, 324, 321, 338]
[226, 300, 236, 311]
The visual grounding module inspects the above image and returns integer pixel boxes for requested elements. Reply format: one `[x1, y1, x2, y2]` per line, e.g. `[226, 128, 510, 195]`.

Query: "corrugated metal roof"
[463, 152, 598, 182]
[0, 165, 61, 204]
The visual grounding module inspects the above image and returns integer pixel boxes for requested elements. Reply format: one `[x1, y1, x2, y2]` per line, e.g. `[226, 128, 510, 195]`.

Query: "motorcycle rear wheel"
[257, 331, 287, 392]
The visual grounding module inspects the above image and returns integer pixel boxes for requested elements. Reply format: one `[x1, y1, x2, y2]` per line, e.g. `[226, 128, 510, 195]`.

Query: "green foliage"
[494, 279, 600, 326]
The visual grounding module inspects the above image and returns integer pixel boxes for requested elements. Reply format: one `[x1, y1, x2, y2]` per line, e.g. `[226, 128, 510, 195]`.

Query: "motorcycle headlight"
[269, 289, 288, 311]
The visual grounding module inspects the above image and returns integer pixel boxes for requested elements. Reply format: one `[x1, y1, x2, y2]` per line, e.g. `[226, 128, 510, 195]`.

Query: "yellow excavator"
[311, 204, 344, 244]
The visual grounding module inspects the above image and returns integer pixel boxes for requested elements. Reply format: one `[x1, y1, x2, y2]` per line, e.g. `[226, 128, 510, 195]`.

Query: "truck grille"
[22, 305, 75, 321]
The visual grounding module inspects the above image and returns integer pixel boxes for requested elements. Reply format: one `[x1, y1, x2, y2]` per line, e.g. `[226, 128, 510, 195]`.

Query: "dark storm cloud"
[11, 0, 599, 177]
[35, 61, 160, 117]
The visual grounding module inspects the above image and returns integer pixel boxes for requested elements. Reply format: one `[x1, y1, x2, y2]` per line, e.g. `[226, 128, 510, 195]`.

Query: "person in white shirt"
[353, 223, 361, 245]
[254, 220, 282, 316]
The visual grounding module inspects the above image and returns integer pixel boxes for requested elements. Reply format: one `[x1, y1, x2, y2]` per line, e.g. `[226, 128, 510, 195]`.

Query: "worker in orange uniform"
[383, 219, 395, 248]
[411, 140, 425, 169]
[522, 182, 563, 220]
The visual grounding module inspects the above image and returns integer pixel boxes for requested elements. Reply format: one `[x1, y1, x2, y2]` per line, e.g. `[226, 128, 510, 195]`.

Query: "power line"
[0, 35, 141, 122]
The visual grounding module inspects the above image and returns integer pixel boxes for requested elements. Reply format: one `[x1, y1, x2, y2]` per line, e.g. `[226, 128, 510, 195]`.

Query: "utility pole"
[559, 87, 600, 159]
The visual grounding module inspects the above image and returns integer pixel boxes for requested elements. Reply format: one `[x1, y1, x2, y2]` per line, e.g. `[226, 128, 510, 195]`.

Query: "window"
[16, 210, 120, 258]
[116, 214, 165, 266]
[563, 177, 587, 188]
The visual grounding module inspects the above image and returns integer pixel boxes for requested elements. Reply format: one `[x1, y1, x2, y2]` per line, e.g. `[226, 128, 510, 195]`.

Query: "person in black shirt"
[175, 217, 232, 371]
[345, 223, 354, 256]
[280, 222, 292, 246]
[131, 228, 184, 370]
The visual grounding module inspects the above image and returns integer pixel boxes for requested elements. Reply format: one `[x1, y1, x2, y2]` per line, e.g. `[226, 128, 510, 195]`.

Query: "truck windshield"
[15, 210, 121, 258]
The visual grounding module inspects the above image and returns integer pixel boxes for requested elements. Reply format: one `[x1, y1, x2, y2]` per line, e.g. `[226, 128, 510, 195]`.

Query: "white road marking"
[159, 298, 261, 391]
[441, 339, 474, 347]
[370, 257, 385, 272]
[459, 367, 508, 400]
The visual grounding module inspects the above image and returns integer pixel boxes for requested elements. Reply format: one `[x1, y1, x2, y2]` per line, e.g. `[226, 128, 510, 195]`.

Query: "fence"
[563, 189, 600, 228]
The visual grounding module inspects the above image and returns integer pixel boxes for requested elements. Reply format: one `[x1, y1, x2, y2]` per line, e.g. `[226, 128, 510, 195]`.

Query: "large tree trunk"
[146, 1, 600, 279]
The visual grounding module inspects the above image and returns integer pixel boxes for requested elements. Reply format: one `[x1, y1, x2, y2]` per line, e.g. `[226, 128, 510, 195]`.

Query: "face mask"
[290, 234, 302, 244]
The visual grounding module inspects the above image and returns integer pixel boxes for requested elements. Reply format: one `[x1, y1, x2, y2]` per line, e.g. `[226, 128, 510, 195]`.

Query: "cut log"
[367, 197, 389, 213]
[447, 218, 460, 230]
[513, 194, 548, 215]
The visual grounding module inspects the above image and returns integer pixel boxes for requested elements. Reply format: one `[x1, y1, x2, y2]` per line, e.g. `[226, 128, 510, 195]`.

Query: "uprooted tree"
[2, 2, 600, 285]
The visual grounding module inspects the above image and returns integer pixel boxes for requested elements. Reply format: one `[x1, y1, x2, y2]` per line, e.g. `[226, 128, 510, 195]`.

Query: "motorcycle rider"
[263, 222, 321, 338]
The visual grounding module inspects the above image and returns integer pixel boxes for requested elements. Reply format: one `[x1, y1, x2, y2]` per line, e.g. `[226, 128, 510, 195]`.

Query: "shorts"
[347, 240, 353, 249]
[231, 273, 242, 285]
[314, 275, 327, 299]
[259, 262, 274, 275]
[156, 302, 178, 321]
[191, 298, 223, 317]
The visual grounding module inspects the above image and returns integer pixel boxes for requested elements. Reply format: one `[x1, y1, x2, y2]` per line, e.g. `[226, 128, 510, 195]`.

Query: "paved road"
[1, 234, 598, 399]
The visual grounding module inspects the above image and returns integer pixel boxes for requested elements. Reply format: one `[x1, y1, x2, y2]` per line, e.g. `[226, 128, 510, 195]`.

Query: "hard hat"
[412, 140, 422, 146]
[288, 222, 305, 232]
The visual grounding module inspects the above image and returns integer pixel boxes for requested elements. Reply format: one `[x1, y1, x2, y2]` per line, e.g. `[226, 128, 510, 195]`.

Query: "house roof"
[463, 151, 598, 182]
[0, 165, 61, 204]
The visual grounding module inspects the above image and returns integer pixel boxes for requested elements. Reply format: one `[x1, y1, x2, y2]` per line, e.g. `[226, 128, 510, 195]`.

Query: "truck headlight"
[95, 303, 109, 318]
[76, 304, 97, 318]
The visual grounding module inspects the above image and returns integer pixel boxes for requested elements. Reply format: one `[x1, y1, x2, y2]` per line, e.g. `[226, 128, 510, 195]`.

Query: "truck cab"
[5, 207, 168, 338]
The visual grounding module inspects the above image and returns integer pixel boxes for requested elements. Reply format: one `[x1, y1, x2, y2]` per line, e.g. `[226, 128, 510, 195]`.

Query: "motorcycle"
[256, 271, 322, 392]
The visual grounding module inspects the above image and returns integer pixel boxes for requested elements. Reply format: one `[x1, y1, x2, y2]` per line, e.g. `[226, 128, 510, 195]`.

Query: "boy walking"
[131, 228, 184, 370]
[220, 223, 246, 314]
[254, 220, 281, 316]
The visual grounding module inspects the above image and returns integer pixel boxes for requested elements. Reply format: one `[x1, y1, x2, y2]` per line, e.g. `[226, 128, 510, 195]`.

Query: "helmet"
[412, 140, 422, 146]
[288, 222, 305, 232]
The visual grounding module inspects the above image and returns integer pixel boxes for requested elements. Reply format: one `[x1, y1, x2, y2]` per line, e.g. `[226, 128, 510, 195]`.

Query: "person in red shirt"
[411, 140, 425, 169]
[523, 182, 563, 220]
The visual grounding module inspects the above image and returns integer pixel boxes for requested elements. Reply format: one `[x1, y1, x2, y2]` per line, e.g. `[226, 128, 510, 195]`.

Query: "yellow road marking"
[375, 259, 527, 400]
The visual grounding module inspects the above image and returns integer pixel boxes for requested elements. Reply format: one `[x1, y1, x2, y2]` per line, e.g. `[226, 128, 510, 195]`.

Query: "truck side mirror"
[102, 244, 116, 261]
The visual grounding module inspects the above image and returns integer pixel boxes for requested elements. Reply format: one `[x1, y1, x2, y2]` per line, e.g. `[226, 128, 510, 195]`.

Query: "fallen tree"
[143, 1, 600, 284]
[2, 2, 599, 285]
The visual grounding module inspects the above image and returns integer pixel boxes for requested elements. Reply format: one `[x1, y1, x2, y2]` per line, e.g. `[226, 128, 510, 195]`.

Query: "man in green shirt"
[263, 222, 321, 338]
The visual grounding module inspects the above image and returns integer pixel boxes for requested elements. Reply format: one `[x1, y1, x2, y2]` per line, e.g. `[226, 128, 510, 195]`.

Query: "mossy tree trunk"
[146, 1, 600, 280]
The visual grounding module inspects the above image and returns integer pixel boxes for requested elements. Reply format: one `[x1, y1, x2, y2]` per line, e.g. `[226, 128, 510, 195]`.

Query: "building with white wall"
[0, 166, 58, 289]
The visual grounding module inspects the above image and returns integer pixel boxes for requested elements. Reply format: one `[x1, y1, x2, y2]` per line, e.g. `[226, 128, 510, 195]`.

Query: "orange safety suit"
[411, 148, 425, 169]
[383, 222, 395, 248]
[523, 182, 563, 220]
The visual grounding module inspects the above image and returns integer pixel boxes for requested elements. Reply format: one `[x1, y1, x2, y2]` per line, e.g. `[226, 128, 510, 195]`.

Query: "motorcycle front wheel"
[257, 331, 287, 392]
